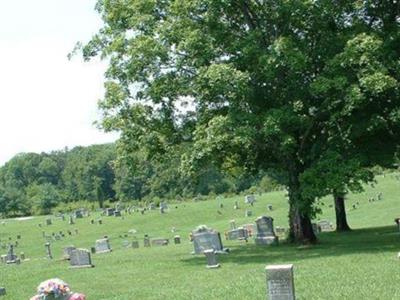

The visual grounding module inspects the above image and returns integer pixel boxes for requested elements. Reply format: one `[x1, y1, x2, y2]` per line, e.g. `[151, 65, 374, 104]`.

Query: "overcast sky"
[0, 0, 118, 166]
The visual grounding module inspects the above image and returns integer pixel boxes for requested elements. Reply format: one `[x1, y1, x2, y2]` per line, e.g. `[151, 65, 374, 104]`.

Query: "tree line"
[0, 143, 280, 217]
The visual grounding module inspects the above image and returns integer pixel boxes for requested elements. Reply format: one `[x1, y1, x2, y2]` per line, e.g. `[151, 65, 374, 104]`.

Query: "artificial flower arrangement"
[30, 278, 86, 300]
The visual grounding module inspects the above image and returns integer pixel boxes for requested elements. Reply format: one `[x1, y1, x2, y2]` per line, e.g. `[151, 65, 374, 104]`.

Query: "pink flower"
[69, 293, 86, 300]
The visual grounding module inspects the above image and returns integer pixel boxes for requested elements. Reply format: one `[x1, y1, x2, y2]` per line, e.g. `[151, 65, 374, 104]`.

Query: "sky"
[0, 0, 118, 166]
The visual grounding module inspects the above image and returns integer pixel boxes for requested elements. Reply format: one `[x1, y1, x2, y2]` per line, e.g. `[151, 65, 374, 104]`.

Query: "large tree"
[80, 0, 400, 243]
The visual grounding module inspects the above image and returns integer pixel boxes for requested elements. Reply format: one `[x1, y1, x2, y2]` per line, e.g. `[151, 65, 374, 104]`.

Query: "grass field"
[1, 173, 400, 299]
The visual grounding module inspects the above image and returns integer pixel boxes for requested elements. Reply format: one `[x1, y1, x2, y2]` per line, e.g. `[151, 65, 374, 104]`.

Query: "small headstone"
[151, 238, 169, 246]
[144, 235, 151, 247]
[174, 235, 181, 244]
[229, 220, 236, 230]
[98, 219, 103, 225]
[69, 248, 94, 268]
[132, 241, 139, 248]
[266, 264, 295, 300]
[267, 204, 273, 211]
[226, 227, 248, 241]
[245, 210, 253, 217]
[244, 194, 256, 205]
[233, 201, 239, 210]
[242, 224, 256, 237]
[6, 244, 17, 264]
[0, 287, 6, 296]
[204, 249, 220, 269]
[95, 238, 112, 254]
[45, 242, 52, 259]
[68, 216, 74, 225]
[114, 210, 122, 217]
[20, 252, 25, 260]
[46, 218, 52, 226]
[90, 219, 95, 224]
[90, 247, 96, 254]
[16, 235, 21, 240]
[255, 216, 278, 246]
[275, 227, 286, 236]
[317, 220, 333, 232]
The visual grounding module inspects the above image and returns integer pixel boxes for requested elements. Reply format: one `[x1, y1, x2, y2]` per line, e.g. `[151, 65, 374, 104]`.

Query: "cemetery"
[1, 1, 400, 299]
[0, 173, 400, 299]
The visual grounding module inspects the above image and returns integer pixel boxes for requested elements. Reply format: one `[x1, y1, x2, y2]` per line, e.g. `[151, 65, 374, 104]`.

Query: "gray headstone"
[46, 218, 52, 226]
[132, 241, 139, 248]
[226, 227, 248, 241]
[0, 287, 6, 296]
[317, 220, 333, 232]
[95, 238, 112, 253]
[266, 264, 295, 300]
[245, 210, 253, 217]
[63, 246, 77, 260]
[69, 248, 94, 268]
[114, 210, 122, 217]
[192, 228, 226, 254]
[245, 194, 256, 205]
[204, 249, 220, 268]
[151, 238, 169, 246]
[45, 242, 52, 259]
[255, 216, 278, 246]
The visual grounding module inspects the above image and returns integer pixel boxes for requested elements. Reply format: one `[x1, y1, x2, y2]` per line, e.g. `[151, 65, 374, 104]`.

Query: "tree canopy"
[78, 0, 400, 243]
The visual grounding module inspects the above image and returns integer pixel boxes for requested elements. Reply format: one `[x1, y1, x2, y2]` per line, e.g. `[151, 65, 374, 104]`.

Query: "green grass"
[1, 173, 400, 299]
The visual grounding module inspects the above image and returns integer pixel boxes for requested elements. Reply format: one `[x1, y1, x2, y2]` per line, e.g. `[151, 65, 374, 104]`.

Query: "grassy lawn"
[1, 173, 399, 299]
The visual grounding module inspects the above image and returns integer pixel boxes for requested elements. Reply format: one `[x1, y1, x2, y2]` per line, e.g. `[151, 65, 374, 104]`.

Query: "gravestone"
[204, 249, 220, 269]
[122, 240, 130, 248]
[114, 210, 122, 217]
[45, 242, 52, 259]
[255, 216, 278, 246]
[69, 248, 94, 268]
[226, 227, 248, 241]
[242, 224, 256, 237]
[245, 210, 253, 217]
[20, 252, 25, 260]
[275, 227, 286, 236]
[174, 235, 181, 244]
[132, 241, 139, 248]
[151, 238, 169, 246]
[98, 219, 103, 225]
[46, 218, 52, 226]
[63, 246, 76, 260]
[245, 194, 256, 205]
[6, 244, 17, 264]
[192, 226, 227, 254]
[317, 220, 333, 232]
[266, 264, 295, 300]
[105, 208, 115, 216]
[74, 210, 83, 219]
[229, 220, 236, 230]
[144, 235, 151, 247]
[149, 203, 156, 210]
[68, 216, 74, 225]
[233, 201, 239, 210]
[267, 204, 273, 211]
[95, 238, 112, 254]
[0, 287, 5, 296]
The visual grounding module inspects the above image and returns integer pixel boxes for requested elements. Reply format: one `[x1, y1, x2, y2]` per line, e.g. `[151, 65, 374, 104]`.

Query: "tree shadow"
[180, 225, 400, 266]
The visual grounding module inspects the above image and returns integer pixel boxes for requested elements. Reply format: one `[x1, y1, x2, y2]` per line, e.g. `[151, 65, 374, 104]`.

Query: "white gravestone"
[266, 264, 295, 300]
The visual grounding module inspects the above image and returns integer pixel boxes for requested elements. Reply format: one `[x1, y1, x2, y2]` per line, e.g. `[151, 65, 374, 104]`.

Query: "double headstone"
[95, 238, 112, 254]
[69, 248, 94, 268]
[266, 264, 295, 300]
[255, 216, 278, 246]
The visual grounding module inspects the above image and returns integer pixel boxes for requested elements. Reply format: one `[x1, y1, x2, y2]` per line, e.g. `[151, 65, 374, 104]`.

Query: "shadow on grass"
[181, 225, 400, 266]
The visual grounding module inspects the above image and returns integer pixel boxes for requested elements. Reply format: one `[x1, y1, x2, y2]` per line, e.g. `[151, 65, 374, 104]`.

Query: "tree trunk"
[334, 194, 351, 232]
[287, 167, 317, 244]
